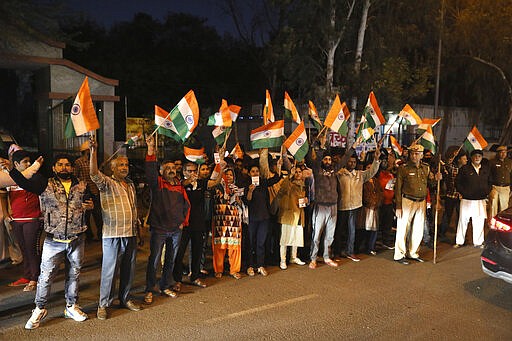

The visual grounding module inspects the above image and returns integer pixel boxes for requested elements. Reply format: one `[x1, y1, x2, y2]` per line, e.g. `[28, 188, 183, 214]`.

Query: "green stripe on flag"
[64, 115, 76, 138]
[251, 136, 284, 149]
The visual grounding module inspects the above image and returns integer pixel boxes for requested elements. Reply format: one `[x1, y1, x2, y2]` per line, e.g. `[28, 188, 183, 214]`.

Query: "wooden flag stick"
[378, 116, 402, 145]
[221, 127, 233, 150]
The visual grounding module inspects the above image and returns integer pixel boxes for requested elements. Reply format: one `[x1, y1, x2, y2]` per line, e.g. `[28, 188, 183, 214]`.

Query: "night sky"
[49, 0, 237, 34]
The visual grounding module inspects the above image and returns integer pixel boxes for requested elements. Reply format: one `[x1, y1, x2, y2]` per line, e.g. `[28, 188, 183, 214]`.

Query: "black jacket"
[456, 163, 492, 200]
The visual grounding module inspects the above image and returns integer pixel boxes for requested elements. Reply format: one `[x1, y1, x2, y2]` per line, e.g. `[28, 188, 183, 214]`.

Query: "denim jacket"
[39, 176, 89, 240]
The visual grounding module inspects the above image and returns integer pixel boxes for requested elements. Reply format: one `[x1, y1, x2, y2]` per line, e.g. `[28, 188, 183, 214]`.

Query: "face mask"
[56, 171, 72, 180]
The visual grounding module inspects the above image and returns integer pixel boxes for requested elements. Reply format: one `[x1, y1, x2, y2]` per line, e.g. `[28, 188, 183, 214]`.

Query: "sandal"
[231, 272, 242, 280]
[144, 292, 153, 304]
[215, 272, 222, 279]
[23, 281, 37, 292]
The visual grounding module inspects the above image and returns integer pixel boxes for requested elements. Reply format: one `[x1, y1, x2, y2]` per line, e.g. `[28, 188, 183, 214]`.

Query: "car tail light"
[489, 217, 512, 232]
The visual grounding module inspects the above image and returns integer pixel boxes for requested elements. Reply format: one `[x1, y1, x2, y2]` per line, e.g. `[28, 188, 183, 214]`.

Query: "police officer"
[489, 145, 511, 217]
[394, 144, 433, 264]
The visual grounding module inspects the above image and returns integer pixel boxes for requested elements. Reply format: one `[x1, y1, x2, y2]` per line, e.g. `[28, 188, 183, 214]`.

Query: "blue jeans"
[248, 219, 269, 268]
[145, 229, 182, 293]
[99, 237, 137, 308]
[310, 204, 337, 261]
[35, 235, 85, 308]
[340, 209, 358, 255]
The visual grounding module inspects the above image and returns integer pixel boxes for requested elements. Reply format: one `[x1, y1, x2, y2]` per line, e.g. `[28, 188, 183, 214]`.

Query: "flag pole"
[221, 127, 233, 150]
[433, 159, 442, 264]
[149, 110, 173, 138]
[378, 116, 402, 145]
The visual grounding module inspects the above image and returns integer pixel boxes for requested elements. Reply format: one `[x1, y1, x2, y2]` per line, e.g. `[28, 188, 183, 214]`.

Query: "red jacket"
[8, 186, 41, 219]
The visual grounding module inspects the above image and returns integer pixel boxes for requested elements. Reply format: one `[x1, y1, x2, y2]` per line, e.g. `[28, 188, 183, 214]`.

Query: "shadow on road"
[463, 277, 512, 311]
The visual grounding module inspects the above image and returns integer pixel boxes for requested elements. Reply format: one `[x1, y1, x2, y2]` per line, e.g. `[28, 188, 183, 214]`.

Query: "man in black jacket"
[454, 149, 491, 248]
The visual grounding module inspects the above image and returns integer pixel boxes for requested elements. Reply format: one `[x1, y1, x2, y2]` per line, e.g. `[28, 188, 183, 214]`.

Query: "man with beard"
[142, 136, 190, 303]
[17, 154, 93, 329]
[90, 137, 142, 319]
[308, 134, 340, 269]
[454, 149, 492, 248]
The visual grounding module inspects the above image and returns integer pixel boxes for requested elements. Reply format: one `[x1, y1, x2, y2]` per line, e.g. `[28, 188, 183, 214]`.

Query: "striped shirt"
[91, 171, 137, 238]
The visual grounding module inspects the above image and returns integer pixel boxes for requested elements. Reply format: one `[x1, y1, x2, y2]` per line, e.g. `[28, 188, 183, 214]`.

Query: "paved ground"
[1, 238, 511, 340]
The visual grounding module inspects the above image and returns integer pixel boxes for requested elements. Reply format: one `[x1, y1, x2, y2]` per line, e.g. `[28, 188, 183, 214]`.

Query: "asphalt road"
[1, 242, 511, 340]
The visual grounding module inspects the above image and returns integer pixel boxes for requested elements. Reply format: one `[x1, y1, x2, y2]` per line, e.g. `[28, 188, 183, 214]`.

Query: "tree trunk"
[349, 0, 371, 144]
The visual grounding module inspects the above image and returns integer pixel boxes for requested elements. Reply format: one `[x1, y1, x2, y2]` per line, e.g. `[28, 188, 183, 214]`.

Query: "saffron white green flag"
[463, 126, 488, 152]
[184, 146, 206, 164]
[324, 94, 350, 136]
[207, 99, 232, 127]
[212, 126, 230, 146]
[168, 90, 199, 142]
[284, 121, 309, 161]
[155, 105, 181, 142]
[284, 91, 301, 124]
[308, 100, 323, 131]
[250, 120, 284, 149]
[419, 125, 437, 154]
[399, 104, 422, 125]
[360, 91, 385, 128]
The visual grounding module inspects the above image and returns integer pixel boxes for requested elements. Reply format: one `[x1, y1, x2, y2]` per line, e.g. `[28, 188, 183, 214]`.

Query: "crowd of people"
[0, 133, 510, 330]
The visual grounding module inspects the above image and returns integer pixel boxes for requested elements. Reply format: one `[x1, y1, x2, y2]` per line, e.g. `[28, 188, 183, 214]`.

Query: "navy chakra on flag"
[337, 113, 345, 121]
[470, 137, 476, 143]
[164, 121, 173, 129]
[263, 130, 271, 138]
[296, 137, 305, 146]
[71, 103, 81, 115]
[185, 115, 194, 125]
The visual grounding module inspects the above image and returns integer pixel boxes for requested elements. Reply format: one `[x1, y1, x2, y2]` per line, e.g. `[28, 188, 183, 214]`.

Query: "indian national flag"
[70, 77, 100, 136]
[463, 126, 488, 152]
[360, 91, 385, 128]
[207, 99, 232, 127]
[263, 89, 275, 124]
[210, 163, 221, 180]
[230, 143, 244, 160]
[155, 105, 180, 141]
[360, 126, 375, 142]
[284, 121, 309, 162]
[284, 91, 301, 124]
[126, 132, 142, 146]
[184, 146, 206, 164]
[417, 117, 441, 134]
[308, 100, 323, 131]
[399, 104, 422, 125]
[212, 126, 230, 145]
[389, 135, 402, 156]
[324, 94, 350, 136]
[64, 115, 76, 139]
[250, 120, 284, 149]
[229, 104, 241, 122]
[168, 90, 199, 141]
[419, 125, 437, 154]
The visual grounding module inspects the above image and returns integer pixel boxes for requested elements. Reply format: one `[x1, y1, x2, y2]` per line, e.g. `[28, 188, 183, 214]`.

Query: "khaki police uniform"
[489, 150, 512, 216]
[394, 158, 429, 260]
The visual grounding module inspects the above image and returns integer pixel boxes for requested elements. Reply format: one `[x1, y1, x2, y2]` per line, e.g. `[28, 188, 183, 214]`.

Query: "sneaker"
[124, 300, 142, 311]
[247, 267, 255, 276]
[395, 258, 409, 265]
[324, 258, 339, 267]
[144, 292, 153, 305]
[172, 282, 182, 292]
[309, 260, 317, 269]
[257, 267, 268, 276]
[231, 272, 242, 280]
[279, 262, 287, 270]
[64, 304, 88, 322]
[346, 254, 361, 262]
[23, 281, 37, 292]
[291, 258, 306, 266]
[453, 244, 463, 249]
[25, 307, 48, 329]
[192, 279, 207, 288]
[382, 243, 395, 250]
[161, 289, 178, 298]
[9, 277, 30, 287]
[97, 307, 107, 320]
[369, 251, 377, 256]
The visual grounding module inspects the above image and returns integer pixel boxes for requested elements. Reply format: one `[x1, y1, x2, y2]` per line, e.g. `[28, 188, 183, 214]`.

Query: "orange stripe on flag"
[70, 77, 99, 136]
